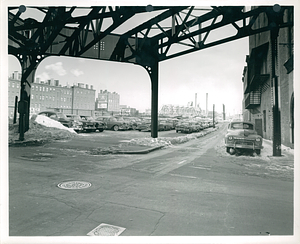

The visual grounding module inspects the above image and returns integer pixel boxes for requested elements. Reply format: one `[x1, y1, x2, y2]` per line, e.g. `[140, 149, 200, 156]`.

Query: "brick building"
[242, 7, 294, 148]
[8, 72, 96, 118]
[95, 90, 120, 113]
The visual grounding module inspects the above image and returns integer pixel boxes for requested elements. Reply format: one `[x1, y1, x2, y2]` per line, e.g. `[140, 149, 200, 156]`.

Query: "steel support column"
[18, 56, 38, 140]
[271, 27, 281, 156]
[267, 4, 283, 156]
[144, 62, 159, 138]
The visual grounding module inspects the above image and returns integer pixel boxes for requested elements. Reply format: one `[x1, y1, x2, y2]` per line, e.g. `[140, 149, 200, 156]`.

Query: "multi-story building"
[120, 105, 138, 116]
[95, 90, 120, 113]
[8, 72, 96, 118]
[242, 7, 294, 148]
[71, 83, 95, 115]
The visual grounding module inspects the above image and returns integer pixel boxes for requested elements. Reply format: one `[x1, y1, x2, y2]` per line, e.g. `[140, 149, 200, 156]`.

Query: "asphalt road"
[8, 124, 294, 240]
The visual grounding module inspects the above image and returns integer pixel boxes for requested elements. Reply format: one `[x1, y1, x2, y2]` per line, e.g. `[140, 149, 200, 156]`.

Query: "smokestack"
[206, 93, 208, 115]
[195, 93, 197, 108]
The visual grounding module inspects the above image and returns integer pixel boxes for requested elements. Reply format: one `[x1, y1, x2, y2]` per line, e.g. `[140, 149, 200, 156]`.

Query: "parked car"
[137, 118, 172, 132]
[159, 119, 173, 131]
[115, 116, 138, 130]
[80, 115, 106, 132]
[95, 116, 129, 131]
[225, 121, 263, 155]
[38, 111, 82, 132]
[66, 114, 97, 132]
[136, 118, 150, 131]
[175, 121, 201, 133]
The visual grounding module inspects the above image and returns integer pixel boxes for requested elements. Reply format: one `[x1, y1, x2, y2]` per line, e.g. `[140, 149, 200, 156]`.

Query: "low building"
[242, 6, 294, 148]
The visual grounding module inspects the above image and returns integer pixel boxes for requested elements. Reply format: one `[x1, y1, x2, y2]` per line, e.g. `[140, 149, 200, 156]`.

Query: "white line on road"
[169, 173, 197, 179]
[190, 166, 211, 170]
[178, 160, 187, 165]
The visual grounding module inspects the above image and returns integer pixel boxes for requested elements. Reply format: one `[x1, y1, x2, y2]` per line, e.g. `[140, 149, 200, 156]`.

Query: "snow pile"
[128, 137, 172, 147]
[9, 115, 78, 144]
[35, 115, 76, 133]
[127, 127, 219, 147]
[169, 128, 218, 144]
[264, 139, 294, 155]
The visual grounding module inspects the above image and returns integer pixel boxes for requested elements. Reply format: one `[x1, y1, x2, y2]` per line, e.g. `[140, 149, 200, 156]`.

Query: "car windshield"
[231, 123, 254, 130]
[57, 113, 68, 119]
[67, 115, 80, 120]
[81, 116, 93, 121]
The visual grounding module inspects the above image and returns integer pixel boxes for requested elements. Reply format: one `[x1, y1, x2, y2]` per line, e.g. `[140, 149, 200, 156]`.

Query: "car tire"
[255, 149, 261, 155]
[226, 147, 230, 153]
[98, 128, 104, 132]
[113, 125, 119, 131]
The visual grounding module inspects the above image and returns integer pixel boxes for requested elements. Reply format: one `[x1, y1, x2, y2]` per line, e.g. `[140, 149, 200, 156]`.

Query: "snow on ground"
[127, 127, 219, 147]
[214, 136, 294, 181]
[9, 115, 78, 144]
[34, 115, 76, 133]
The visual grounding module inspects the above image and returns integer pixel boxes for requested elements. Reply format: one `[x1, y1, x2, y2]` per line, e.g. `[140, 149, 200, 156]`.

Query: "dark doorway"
[255, 119, 263, 137]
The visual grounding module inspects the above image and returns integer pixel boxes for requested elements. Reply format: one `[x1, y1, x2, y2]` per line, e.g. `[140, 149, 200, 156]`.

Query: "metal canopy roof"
[8, 5, 293, 141]
[9, 5, 292, 72]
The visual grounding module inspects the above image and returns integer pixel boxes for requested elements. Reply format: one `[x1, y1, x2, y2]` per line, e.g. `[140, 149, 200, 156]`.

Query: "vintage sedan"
[79, 115, 106, 132]
[175, 121, 202, 133]
[115, 116, 138, 130]
[95, 116, 129, 131]
[137, 118, 172, 132]
[225, 121, 263, 155]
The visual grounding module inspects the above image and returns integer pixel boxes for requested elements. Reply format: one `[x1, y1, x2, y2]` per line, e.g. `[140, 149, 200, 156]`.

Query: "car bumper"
[83, 126, 96, 130]
[225, 142, 263, 150]
[72, 126, 83, 131]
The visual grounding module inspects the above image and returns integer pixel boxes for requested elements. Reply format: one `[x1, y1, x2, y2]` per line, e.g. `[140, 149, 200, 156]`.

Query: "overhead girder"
[9, 6, 293, 66]
[110, 6, 293, 62]
[8, 5, 294, 141]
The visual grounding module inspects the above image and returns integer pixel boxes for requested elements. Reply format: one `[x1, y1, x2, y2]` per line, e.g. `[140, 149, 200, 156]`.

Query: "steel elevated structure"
[8, 5, 293, 155]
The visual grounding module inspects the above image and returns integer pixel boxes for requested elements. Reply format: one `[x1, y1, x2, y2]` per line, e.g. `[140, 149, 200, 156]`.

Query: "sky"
[7, 5, 249, 115]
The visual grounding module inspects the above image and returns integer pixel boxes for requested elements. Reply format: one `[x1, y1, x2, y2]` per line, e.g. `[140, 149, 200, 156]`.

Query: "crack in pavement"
[149, 213, 165, 236]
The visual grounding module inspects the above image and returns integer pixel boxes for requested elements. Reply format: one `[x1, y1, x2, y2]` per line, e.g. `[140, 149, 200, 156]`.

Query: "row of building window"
[10, 82, 92, 95]
[31, 95, 73, 102]
[32, 103, 72, 109]
[32, 85, 57, 92]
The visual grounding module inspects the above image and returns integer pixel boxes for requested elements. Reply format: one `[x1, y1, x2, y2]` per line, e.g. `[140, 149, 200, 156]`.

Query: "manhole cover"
[57, 181, 91, 190]
[87, 223, 126, 236]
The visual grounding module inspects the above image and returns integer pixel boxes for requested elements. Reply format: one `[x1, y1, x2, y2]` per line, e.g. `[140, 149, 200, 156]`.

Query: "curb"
[117, 145, 165, 154]
[9, 139, 48, 147]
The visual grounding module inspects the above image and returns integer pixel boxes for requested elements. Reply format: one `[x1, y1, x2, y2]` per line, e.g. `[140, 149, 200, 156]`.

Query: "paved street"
[8, 124, 294, 239]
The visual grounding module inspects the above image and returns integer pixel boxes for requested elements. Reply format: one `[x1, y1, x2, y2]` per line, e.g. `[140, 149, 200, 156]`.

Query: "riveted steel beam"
[8, 5, 294, 141]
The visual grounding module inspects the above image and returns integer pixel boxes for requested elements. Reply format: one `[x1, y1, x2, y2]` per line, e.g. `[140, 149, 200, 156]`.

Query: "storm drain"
[87, 223, 126, 236]
[57, 181, 91, 190]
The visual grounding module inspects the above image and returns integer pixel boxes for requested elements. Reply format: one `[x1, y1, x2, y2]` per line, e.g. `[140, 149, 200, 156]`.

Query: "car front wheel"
[113, 125, 119, 131]
[255, 149, 261, 155]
